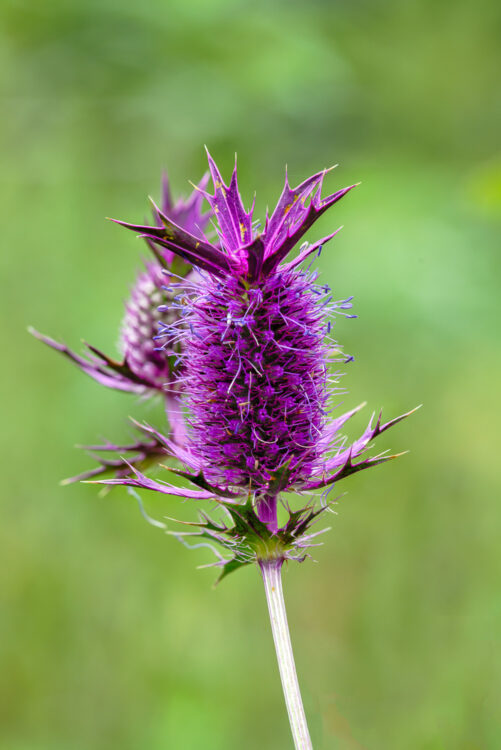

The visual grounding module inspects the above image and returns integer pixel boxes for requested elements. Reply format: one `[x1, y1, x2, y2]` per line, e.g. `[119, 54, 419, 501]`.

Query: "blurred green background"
[1, 0, 500, 748]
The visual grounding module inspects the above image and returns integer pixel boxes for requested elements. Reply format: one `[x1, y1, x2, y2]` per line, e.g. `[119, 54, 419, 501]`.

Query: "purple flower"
[91, 151, 416, 580]
[30, 173, 209, 399]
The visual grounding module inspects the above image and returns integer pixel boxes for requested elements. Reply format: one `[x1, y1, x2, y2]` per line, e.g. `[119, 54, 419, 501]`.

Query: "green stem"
[260, 559, 313, 750]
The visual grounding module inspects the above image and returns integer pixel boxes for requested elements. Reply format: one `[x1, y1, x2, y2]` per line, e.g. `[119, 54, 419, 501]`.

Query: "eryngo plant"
[34, 151, 416, 750]
[97, 152, 415, 576]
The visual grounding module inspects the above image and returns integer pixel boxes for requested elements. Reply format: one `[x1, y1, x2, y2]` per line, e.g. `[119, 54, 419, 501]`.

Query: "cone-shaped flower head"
[119, 262, 169, 389]
[99, 152, 416, 579]
[31, 174, 209, 400]
[118, 173, 210, 393]
[184, 268, 334, 496]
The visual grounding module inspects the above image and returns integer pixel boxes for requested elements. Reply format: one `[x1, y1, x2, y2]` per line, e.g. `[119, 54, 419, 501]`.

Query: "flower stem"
[260, 559, 313, 750]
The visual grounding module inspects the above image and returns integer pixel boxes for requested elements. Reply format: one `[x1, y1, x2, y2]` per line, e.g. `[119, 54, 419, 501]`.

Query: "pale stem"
[260, 559, 313, 750]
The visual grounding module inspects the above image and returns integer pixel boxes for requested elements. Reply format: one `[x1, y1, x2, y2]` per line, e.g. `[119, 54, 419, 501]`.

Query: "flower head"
[92, 151, 417, 581]
[30, 173, 209, 399]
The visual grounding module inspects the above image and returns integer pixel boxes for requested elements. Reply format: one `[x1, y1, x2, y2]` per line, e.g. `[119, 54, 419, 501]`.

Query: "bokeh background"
[1, 1, 500, 748]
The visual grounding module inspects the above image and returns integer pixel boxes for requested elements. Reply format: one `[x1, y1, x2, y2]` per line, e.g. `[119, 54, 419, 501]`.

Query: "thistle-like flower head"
[91, 151, 417, 580]
[117, 173, 210, 395]
[30, 173, 209, 401]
